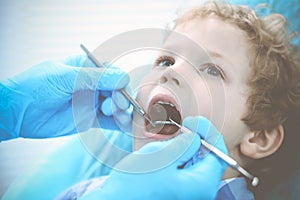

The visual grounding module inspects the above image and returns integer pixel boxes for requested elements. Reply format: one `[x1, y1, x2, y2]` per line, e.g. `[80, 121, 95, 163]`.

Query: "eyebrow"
[161, 42, 235, 67]
[206, 50, 234, 66]
[207, 50, 222, 58]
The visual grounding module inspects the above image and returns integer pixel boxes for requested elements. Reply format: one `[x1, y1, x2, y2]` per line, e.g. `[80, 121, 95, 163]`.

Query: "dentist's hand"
[0, 55, 132, 141]
[80, 116, 228, 200]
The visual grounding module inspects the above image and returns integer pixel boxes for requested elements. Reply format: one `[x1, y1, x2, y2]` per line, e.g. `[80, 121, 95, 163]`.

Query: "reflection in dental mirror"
[146, 101, 181, 135]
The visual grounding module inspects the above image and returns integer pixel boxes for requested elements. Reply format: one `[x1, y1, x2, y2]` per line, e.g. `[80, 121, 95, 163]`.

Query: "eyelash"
[154, 55, 225, 79]
[198, 63, 225, 79]
[154, 55, 175, 67]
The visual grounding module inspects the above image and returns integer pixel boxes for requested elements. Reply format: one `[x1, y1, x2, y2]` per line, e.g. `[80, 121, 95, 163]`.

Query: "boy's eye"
[199, 63, 223, 78]
[154, 56, 175, 67]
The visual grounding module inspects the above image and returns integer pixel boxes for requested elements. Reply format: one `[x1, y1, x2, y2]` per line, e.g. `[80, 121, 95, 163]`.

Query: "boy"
[3, 1, 299, 199]
[132, 1, 300, 198]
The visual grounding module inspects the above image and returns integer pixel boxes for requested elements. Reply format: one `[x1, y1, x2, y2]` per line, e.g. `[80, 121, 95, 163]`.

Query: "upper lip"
[147, 94, 181, 117]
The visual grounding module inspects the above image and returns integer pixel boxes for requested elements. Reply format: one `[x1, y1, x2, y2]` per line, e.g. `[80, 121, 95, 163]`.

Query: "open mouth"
[146, 100, 182, 135]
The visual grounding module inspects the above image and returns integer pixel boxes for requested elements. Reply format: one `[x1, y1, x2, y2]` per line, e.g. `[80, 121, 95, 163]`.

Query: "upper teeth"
[157, 101, 175, 107]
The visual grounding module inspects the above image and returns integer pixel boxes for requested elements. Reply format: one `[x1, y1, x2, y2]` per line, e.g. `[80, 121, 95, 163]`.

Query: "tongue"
[146, 102, 181, 135]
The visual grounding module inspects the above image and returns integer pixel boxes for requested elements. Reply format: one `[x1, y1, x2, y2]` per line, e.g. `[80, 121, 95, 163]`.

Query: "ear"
[240, 125, 284, 159]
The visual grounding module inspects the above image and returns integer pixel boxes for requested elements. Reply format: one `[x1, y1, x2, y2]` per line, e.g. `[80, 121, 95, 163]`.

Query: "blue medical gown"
[2, 128, 133, 200]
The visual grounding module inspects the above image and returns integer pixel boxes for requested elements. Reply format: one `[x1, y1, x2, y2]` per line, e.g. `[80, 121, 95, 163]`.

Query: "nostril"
[159, 77, 180, 85]
[172, 78, 180, 86]
[160, 76, 168, 84]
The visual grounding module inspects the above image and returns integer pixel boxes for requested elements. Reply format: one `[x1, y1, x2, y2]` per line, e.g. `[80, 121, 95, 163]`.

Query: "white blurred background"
[0, 0, 189, 196]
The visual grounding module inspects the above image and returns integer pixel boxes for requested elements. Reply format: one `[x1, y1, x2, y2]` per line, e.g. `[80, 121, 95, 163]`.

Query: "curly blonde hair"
[172, 0, 300, 196]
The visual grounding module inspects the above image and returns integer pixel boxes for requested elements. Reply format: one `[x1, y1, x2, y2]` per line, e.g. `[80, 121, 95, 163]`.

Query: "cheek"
[221, 90, 249, 149]
[192, 89, 211, 117]
[134, 71, 160, 106]
[191, 78, 227, 131]
[223, 123, 245, 149]
[222, 120, 250, 158]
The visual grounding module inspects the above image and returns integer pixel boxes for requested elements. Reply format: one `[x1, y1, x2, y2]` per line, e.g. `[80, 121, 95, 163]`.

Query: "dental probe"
[168, 118, 259, 187]
[80, 44, 154, 126]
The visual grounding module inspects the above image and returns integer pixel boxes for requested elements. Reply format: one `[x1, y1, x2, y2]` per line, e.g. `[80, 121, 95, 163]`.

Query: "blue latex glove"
[80, 116, 228, 200]
[0, 55, 131, 141]
[2, 128, 133, 200]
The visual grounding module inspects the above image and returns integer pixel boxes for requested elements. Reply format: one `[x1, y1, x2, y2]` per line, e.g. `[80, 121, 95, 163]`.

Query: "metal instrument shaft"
[168, 118, 259, 187]
[80, 44, 154, 126]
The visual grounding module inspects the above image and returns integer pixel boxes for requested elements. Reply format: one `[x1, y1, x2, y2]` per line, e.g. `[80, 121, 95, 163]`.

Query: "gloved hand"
[0, 55, 132, 141]
[80, 116, 228, 200]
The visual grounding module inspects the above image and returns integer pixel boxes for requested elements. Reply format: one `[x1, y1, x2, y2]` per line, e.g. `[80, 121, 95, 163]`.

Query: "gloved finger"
[97, 101, 132, 132]
[112, 90, 130, 110]
[100, 94, 131, 116]
[173, 133, 202, 167]
[113, 133, 200, 173]
[114, 105, 133, 122]
[113, 108, 133, 133]
[182, 116, 221, 145]
[96, 91, 111, 115]
[71, 67, 130, 91]
[182, 117, 228, 183]
[100, 96, 131, 117]
[180, 151, 226, 200]
[182, 116, 227, 164]
[188, 134, 228, 181]
[101, 97, 114, 116]
[181, 135, 227, 200]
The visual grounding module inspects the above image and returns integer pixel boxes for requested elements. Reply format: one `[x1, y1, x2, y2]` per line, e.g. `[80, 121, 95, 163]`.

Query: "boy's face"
[132, 16, 252, 175]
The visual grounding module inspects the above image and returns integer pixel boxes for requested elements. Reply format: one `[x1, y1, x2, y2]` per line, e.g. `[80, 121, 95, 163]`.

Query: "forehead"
[164, 16, 251, 80]
[170, 17, 249, 55]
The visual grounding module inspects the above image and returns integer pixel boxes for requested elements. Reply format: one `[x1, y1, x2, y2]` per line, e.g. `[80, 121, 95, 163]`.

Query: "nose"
[159, 68, 181, 86]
